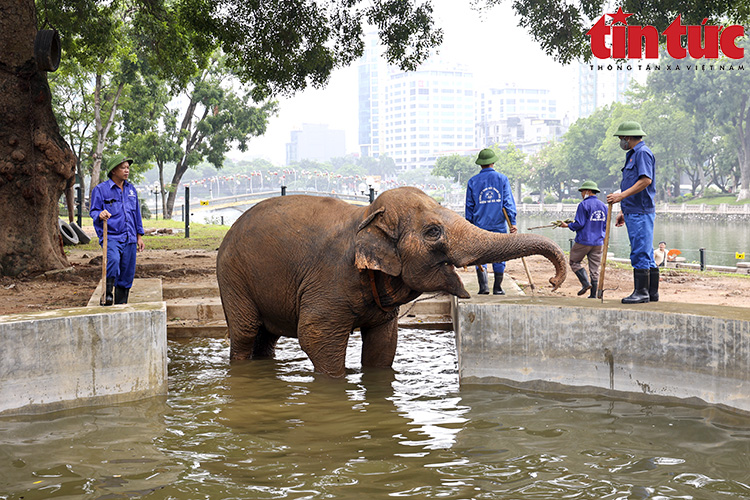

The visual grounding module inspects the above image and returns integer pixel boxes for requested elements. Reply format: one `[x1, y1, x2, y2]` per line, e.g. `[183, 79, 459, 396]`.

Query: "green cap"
[106, 154, 133, 178]
[613, 121, 646, 137]
[475, 148, 499, 166]
[578, 180, 600, 193]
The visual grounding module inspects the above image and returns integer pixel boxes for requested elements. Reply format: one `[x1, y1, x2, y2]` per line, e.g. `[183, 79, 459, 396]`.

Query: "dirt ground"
[1, 248, 749, 316]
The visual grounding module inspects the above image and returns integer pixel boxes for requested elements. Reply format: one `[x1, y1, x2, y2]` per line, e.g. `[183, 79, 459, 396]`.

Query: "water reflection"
[2, 331, 750, 499]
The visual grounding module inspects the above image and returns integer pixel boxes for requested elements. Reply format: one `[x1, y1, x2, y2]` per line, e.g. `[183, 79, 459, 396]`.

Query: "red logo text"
[586, 8, 745, 60]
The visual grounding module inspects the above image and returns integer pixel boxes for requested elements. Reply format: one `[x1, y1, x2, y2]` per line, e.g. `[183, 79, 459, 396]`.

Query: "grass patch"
[684, 195, 750, 205]
[73, 217, 230, 253]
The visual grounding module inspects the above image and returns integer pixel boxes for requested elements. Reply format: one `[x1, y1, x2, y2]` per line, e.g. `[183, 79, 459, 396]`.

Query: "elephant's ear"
[355, 207, 402, 276]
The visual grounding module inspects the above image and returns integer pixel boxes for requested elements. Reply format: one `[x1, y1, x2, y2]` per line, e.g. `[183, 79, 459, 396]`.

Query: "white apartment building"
[357, 32, 476, 171]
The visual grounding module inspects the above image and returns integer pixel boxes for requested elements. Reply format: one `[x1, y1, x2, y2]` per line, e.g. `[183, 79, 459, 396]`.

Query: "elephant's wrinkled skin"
[217, 187, 566, 377]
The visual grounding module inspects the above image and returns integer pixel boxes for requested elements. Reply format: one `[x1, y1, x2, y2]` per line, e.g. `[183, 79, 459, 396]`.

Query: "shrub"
[543, 194, 557, 204]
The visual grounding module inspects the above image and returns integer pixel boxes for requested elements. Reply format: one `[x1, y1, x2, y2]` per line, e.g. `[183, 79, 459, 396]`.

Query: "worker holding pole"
[558, 181, 608, 298]
[465, 148, 517, 295]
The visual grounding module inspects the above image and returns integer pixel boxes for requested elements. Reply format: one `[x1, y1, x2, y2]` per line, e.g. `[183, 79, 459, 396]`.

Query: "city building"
[285, 123, 346, 165]
[578, 63, 637, 119]
[475, 85, 564, 153]
[357, 32, 476, 171]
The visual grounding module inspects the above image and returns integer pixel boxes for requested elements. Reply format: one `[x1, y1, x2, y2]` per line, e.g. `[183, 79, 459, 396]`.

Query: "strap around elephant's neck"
[368, 269, 392, 313]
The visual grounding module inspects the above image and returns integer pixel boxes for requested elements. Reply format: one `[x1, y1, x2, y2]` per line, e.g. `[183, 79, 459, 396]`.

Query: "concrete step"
[167, 297, 224, 321]
[87, 278, 163, 306]
[162, 282, 219, 299]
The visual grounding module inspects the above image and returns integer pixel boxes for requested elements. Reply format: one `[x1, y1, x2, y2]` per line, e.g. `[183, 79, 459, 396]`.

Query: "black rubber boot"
[622, 269, 650, 304]
[493, 273, 505, 295]
[588, 280, 598, 298]
[574, 268, 591, 296]
[649, 267, 659, 302]
[114, 286, 130, 305]
[476, 267, 490, 294]
[101, 277, 115, 306]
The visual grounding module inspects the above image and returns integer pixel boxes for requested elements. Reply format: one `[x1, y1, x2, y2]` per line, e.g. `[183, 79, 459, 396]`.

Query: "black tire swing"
[58, 219, 80, 246]
[34, 29, 61, 72]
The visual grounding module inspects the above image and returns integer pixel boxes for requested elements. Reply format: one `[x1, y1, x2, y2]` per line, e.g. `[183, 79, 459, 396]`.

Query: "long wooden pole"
[503, 207, 535, 295]
[99, 220, 108, 305]
[598, 202, 614, 301]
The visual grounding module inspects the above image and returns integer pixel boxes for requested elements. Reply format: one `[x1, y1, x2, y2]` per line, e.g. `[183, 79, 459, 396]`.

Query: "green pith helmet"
[475, 148, 499, 166]
[106, 153, 133, 178]
[613, 121, 646, 137]
[578, 180, 600, 193]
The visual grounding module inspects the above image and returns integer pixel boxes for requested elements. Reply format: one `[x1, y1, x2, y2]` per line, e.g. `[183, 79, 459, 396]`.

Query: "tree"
[647, 42, 750, 200]
[527, 141, 565, 201]
[0, 6, 76, 276]
[494, 142, 527, 202]
[431, 153, 476, 186]
[1, 0, 442, 276]
[159, 58, 278, 218]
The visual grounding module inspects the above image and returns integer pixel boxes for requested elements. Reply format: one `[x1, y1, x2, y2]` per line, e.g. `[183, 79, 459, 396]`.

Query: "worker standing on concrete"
[90, 154, 145, 305]
[465, 148, 517, 295]
[607, 121, 658, 304]
[559, 181, 608, 298]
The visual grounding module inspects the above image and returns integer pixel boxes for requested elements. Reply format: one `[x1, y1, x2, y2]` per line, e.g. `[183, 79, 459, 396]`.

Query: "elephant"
[216, 186, 566, 378]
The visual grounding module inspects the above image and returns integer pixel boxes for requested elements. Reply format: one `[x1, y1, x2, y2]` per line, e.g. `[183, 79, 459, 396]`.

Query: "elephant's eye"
[423, 225, 443, 241]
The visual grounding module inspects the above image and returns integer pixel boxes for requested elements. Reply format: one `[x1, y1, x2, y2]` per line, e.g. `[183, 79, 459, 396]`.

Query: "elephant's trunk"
[449, 222, 567, 290]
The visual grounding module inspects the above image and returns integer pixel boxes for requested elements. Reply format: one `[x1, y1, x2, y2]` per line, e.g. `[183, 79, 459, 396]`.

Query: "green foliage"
[178, 0, 442, 99]
[495, 143, 527, 186]
[431, 154, 476, 185]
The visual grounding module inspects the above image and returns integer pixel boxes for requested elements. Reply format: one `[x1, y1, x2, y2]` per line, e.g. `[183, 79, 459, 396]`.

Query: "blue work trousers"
[624, 213, 656, 270]
[475, 228, 506, 274]
[105, 239, 137, 289]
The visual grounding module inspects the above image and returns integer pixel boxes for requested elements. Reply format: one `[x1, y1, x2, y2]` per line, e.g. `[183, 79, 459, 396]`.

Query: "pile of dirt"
[1, 249, 748, 316]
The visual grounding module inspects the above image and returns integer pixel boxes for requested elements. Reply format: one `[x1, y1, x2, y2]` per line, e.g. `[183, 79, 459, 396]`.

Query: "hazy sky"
[236, 1, 575, 165]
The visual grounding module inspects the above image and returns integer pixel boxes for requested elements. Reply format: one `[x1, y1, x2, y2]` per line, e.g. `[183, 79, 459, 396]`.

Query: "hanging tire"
[69, 221, 91, 244]
[34, 29, 61, 72]
[58, 219, 79, 246]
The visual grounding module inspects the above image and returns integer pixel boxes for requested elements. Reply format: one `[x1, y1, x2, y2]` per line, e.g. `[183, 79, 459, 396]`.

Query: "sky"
[233, 0, 577, 166]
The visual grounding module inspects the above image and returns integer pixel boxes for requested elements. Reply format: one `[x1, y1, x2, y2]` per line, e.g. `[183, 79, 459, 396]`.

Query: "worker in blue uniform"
[90, 154, 145, 305]
[465, 148, 517, 295]
[606, 121, 658, 304]
[560, 180, 608, 298]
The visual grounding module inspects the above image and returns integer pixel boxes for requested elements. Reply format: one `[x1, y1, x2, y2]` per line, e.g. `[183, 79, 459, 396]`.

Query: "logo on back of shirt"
[478, 187, 502, 205]
[591, 210, 606, 222]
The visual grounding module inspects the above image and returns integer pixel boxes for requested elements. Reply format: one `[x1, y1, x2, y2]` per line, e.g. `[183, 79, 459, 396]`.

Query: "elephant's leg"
[298, 312, 351, 378]
[252, 326, 280, 359]
[221, 289, 262, 360]
[360, 319, 399, 368]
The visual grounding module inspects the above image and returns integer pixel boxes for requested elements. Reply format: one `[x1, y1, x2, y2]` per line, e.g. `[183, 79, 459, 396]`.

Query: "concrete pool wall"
[0, 302, 167, 416]
[453, 296, 750, 414]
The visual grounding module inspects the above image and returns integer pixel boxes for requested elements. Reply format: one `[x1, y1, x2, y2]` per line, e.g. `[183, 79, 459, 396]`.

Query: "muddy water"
[2, 330, 750, 499]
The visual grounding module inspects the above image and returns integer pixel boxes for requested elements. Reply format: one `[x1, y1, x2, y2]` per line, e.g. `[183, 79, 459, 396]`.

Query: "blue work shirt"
[568, 195, 608, 246]
[620, 141, 656, 215]
[90, 179, 144, 245]
[465, 167, 516, 232]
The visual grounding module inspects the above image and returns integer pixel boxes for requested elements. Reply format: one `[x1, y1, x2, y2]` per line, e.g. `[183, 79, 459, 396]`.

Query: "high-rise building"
[475, 85, 561, 150]
[578, 63, 635, 118]
[357, 34, 476, 171]
[285, 123, 346, 165]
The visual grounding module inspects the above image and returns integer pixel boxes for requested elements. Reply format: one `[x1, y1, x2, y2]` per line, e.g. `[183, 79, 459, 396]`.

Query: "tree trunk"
[0, 1, 77, 276]
[165, 159, 189, 219]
